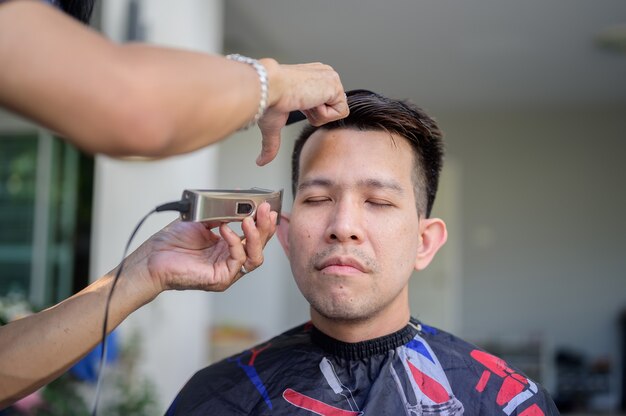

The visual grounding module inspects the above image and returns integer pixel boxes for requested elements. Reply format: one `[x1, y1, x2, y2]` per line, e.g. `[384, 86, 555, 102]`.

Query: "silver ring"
[240, 264, 248, 275]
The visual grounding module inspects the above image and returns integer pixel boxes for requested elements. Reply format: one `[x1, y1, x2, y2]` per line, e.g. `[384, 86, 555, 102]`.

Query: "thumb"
[257, 129, 281, 166]
[257, 110, 288, 166]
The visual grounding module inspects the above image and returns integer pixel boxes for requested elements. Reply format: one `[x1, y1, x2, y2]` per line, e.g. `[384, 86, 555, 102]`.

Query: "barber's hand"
[256, 59, 349, 166]
[134, 202, 277, 295]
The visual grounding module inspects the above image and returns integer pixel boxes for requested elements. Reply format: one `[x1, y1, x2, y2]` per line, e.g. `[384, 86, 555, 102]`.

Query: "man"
[167, 91, 559, 415]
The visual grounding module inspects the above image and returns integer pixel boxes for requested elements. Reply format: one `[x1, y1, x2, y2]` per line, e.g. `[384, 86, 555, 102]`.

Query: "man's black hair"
[58, 0, 95, 24]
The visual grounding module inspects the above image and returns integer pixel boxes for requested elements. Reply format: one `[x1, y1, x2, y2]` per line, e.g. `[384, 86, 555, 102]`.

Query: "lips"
[317, 256, 367, 274]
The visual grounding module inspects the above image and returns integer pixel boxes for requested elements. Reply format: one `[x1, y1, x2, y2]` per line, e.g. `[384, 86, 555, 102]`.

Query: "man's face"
[285, 128, 424, 324]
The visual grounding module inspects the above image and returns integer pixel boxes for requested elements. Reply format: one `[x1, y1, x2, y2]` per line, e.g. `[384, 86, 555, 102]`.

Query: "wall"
[440, 107, 626, 397]
[91, 0, 223, 410]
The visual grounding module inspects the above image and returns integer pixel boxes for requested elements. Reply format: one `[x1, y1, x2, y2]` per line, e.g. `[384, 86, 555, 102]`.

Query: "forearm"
[0, 207, 276, 406]
[0, 266, 157, 407]
[0, 1, 261, 157]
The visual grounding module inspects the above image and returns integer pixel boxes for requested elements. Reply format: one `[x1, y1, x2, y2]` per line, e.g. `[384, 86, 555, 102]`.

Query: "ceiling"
[224, 0, 626, 114]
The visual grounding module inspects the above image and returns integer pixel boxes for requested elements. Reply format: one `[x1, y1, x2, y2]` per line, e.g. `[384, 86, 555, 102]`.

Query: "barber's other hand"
[130, 202, 277, 297]
[256, 59, 349, 166]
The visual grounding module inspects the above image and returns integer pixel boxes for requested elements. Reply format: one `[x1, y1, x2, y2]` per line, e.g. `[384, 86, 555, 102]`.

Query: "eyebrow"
[298, 177, 405, 194]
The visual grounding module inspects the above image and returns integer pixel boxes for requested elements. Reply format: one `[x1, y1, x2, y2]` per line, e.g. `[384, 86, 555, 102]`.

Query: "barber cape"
[166, 319, 559, 415]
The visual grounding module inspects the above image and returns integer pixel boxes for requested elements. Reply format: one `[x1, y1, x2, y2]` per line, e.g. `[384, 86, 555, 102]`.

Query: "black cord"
[91, 199, 190, 416]
[155, 199, 190, 214]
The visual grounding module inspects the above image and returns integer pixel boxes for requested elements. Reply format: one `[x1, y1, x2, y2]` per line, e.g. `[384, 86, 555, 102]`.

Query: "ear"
[276, 212, 291, 256]
[415, 217, 447, 271]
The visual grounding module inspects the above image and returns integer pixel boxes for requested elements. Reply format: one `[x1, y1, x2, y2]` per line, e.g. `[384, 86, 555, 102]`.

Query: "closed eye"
[366, 199, 394, 208]
[303, 196, 332, 204]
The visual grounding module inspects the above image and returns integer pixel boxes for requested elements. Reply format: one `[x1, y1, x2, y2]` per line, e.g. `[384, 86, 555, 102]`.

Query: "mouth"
[316, 256, 367, 275]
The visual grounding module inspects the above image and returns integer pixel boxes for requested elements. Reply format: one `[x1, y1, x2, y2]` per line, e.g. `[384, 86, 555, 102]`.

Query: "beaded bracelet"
[226, 54, 269, 130]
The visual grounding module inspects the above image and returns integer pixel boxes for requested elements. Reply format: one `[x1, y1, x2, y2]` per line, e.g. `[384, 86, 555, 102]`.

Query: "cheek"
[288, 221, 317, 261]
[374, 223, 420, 266]
[290, 217, 320, 241]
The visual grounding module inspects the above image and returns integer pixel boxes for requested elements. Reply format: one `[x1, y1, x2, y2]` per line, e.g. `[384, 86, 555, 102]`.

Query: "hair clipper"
[179, 188, 282, 223]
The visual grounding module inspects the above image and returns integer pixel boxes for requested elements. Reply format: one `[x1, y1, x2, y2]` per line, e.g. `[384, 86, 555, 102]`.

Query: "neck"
[310, 303, 411, 343]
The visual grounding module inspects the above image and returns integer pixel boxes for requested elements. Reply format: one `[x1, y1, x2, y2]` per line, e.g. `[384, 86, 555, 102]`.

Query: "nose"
[325, 199, 364, 243]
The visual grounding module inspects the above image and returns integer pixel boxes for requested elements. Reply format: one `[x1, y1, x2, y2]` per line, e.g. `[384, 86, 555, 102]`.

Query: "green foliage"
[33, 372, 158, 416]
[105, 377, 159, 416]
[38, 375, 90, 416]
[2, 295, 158, 415]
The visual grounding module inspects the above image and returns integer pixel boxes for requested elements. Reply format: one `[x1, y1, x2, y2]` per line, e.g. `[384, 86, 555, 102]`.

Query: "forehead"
[298, 128, 415, 188]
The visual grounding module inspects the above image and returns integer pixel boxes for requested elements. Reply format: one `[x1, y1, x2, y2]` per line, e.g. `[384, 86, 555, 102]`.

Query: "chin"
[311, 298, 370, 322]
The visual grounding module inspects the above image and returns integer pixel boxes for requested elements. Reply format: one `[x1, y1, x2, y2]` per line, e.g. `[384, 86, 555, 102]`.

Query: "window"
[0, 114, 92, 308]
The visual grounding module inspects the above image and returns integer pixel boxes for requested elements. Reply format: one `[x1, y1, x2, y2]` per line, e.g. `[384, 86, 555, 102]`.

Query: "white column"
[92, 0, 223, 409]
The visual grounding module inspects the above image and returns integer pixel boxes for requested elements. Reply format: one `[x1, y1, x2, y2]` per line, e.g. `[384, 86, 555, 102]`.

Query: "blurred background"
[1, 0, 625, 414]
